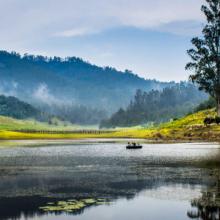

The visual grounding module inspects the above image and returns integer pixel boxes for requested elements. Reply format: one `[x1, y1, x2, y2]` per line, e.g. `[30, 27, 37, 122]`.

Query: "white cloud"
[111, 0, 204, 28]
[0, 0, 206, 81]
[0, 0, 205, 43]
[55, 27, 98, 37]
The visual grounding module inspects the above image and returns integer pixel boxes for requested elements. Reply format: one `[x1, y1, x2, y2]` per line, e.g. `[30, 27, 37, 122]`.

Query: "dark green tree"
[186, 0, 220, 115]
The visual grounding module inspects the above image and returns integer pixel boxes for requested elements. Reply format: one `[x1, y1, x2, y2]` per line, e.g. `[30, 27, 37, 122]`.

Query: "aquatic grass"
[39, 198, 109, 213]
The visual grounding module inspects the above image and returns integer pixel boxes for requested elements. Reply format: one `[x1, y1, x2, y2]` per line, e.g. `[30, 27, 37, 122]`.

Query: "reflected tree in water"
[188, 171, 220, 220]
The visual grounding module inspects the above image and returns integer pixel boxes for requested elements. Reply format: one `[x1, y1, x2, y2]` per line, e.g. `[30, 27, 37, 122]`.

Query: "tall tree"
[186, 0, 220, 115]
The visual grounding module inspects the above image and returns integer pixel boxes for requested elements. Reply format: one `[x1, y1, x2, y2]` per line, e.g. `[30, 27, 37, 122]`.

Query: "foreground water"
[0, 140, 220, 220]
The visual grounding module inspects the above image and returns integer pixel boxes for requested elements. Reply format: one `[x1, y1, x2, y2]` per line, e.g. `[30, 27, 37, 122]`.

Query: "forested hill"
[100, 83, 207, 128]
[0, 51, 175, 113]
[0, 95, 47, 121]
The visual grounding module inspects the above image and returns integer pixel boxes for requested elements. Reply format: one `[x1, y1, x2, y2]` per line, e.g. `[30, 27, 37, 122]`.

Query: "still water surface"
[0, 140, 220, 220]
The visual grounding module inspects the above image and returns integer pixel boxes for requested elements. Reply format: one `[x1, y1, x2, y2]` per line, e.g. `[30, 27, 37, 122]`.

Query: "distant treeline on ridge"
[100, 83, 207, 128]
[0, 50, 207, 126]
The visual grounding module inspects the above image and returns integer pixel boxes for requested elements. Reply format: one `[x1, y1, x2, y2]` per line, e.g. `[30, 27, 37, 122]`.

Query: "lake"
[0, 140, 220, 220]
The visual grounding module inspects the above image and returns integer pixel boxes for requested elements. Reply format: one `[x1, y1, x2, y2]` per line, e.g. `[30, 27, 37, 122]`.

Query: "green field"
[0, 109, 220, 141]
[0, 116, 99, 131]
[113, 109, 220, 141]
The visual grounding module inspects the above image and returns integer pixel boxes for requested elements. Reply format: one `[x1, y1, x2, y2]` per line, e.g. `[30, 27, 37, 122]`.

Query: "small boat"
[126, 143, 143, 149]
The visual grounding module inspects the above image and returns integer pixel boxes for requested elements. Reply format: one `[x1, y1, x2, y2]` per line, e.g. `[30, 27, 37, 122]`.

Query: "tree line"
[100, 83, 206, 128]
[0, 95, 49, 121]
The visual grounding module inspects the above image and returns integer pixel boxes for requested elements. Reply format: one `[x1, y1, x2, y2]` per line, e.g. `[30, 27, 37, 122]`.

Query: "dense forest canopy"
[193, 96, 216, 113]
[0, 51, 208, 125]
[0, 50, 175, 114]
[0, 95, 107, 125]
[0, 95, 47, 121]
[39, 103, 107, 125]
[100, 83, 207, 128]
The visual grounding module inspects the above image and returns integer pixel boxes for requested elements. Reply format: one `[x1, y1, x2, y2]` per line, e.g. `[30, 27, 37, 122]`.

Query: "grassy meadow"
[112, 109, 219, 141]
[0, 109, 219, 141]
[0, 116, 98, 131]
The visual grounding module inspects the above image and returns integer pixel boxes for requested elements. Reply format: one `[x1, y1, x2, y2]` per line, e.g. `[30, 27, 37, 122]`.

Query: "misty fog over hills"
[0, 51, 175, 110]
[0, 50, 207, 125]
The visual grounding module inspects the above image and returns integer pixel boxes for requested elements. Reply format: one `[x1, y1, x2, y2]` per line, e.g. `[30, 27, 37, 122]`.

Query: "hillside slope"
[0, 115, 97, 132]
[0, 109, 219, 141]
[0, 95, 48, 121]
[0, 51, 176, 112]
[101, 84, 207, 128]
[113, 109, 220, 141]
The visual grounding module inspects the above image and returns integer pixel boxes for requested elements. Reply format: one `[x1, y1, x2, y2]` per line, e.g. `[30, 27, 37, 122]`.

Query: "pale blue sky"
[0, 0, 205, 81]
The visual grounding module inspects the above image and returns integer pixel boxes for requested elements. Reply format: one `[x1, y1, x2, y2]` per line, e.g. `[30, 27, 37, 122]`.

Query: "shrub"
[204, 116, 220, 125]
[204, 117, 215, 125]
[215, 116, 220, 125]
[194, 97, 216, 113]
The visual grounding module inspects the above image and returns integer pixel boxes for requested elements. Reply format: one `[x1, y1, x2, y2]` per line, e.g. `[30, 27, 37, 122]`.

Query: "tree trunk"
[218, 96, 220, 116]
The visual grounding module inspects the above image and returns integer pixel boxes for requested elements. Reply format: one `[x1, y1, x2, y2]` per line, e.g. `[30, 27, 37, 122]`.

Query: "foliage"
[204, 116, 220, 125]
[0, 50, 175, 114]
[0, 115, 98, 131]
[110, 109, 220, 141]
[100, 83, 207, 128]
[46, 104, 107, 125]
[0, 50, 181, 124]
[185, 0, 220, 113]
[0, 95, 49, 121]
[0, 109, 220, 141]
[193, 96, 216, 112]
[39, 198, 108, 213]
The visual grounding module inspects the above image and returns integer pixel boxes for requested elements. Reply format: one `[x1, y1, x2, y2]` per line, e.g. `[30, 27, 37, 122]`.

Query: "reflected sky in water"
[21, 185, 199, 220]
[0, 141, 219, 220]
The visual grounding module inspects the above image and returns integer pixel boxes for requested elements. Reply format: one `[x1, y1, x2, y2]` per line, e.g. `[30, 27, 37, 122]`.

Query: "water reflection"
[0, 142, 219, 220]
[188, 171, 220, 220]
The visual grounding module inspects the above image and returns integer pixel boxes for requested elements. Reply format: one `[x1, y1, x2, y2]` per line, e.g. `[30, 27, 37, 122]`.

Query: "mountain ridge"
[0, 50, 176, 113]
[0, 50, 207, 125]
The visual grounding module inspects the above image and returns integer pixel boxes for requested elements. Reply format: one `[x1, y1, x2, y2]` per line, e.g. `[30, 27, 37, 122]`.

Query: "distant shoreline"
[0, 109, 220, 143]
[0, 138, 219, 149]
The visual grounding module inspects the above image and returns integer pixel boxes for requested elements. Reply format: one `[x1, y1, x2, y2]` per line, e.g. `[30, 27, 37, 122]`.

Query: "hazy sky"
[0, 0, 205, 81]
